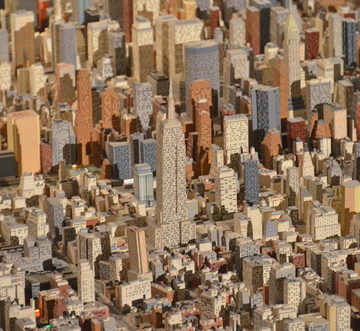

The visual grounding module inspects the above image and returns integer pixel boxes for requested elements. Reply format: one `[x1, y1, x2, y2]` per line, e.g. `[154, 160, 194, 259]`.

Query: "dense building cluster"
[2, 0, 360, 330]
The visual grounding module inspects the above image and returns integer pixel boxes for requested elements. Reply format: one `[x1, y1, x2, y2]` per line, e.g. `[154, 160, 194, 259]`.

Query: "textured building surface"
[284, 15, 301, 97]
[185, 40, 220, 118]
[107, 141, 132, 180]
[132, 16, 154, 82]
[51, 120, 76, 166]
[75, 69, 93, 165]
[251, 85, 280, 149]
[305, 28, 320, 60]
[223, 114, 248, 165]
[214, 166, 237, 213]
[244, 156, 259, 205]
[58, 22, 77, 68]
[134, 82, 153, 130]
[342, 18, 357, 70]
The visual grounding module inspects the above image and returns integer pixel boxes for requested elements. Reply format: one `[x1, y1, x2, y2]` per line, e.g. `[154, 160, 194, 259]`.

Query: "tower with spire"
[284, 14, 301, 98]
[152, 80, 195, 248]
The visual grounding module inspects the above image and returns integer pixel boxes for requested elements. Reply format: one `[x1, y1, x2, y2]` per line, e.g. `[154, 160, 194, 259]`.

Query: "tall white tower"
[284, 15, 301, 98]
[154, 82, 194, 248]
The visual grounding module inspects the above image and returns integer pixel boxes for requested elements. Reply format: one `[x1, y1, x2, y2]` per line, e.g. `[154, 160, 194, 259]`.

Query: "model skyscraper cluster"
[1, 0, 360, 330]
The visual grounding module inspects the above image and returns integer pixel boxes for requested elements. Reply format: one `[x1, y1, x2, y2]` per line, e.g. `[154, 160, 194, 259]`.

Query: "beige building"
[306, 201, 340, 241]
[155, 15, 177, 76]
[168, 18, 203, 81]
[284, 15, 301, 97]
[223, 114, 249, 164]
[78, 259, 95, 303]
[0, 264, 25, 305]
[243, 255, 275, 295]
[18, 173, 45, 199]
[116, 278, 151, 307]
[29, 63, 45, 97]
[318, 294, 351, 331]
[2, 219, 28, 245]
[283, 277, 306, 311]
[27, 208, 49, 238]
[132, 16, 154, 82]
[214, 166, 237, 213]
[127, 227, 151, 281]
[87, 19, 119, 67]
[0, 61, 11, 91]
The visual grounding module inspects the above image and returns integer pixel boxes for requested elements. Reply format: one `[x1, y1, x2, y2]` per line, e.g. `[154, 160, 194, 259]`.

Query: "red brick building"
[305, 28, 320, 60]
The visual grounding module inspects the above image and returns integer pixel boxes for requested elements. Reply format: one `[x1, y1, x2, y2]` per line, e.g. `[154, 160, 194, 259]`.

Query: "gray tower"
[251, 85, 280, 150]
[244, 155, 259, 206]
[59, 22, 77, 68]
[51, 119, 77, 166]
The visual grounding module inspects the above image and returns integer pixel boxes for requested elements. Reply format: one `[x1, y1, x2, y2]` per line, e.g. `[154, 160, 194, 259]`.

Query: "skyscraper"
[10, 10, 35, 70]
[154, 83, 195, 248]
[58, 22, 77, 68]
[251, 85, 280, 150]
[29, 63, 45, 97]
[7, 110, 41, 175]
[0, 29, 9, 62]
[185, 40, 220, 118]
[328, 13, 343, 58]
[134, 82, 153, 130]
[75, 69, 93, 165]
[155, 15, 177, 76]
[87, 19, 119, 68]
[107, 29, 127, 75]
[132, 16, 154, 82]
[214, 166, 237, 213]
[284, 14, 301, 98]
[223, 114, 249, 165]
[244, 155, 259, 206]
[127, 226, 152, 280]
[78, 259, 95, 303]
[342, 18, 357, 70]
[51, 119, 77, 166]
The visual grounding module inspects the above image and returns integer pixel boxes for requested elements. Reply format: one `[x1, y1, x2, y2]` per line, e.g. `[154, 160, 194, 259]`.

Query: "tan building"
[116, 278, 151, 307]
[7, 110, 41, 175]
[341, 180, 360, 235]
[317, 294, 351, 331]
[78, 259, 95, 303]
[214, 166, 237, 214]
[284, 15, 300, 98]
[127, 227, 151, 281]
[306, 201, 340, 241]
[132, 16, 154, 82]
[243, 255, 275, 295]
[2, 219, 28, 245]
[11, 10, 35, 71]
[155, 15, 177, 76]
[223, 114, 249, 164]
[27, 208, 49, 238]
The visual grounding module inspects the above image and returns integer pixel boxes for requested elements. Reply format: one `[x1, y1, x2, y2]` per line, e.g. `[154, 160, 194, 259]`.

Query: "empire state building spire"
[168, 79, 176, 120]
